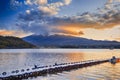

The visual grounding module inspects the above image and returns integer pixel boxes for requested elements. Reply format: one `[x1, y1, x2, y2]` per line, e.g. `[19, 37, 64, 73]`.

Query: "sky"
[0, 0, 120, 42]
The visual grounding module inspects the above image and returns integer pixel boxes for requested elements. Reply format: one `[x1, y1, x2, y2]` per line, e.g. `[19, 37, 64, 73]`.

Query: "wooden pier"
[0, 59, 109, 80]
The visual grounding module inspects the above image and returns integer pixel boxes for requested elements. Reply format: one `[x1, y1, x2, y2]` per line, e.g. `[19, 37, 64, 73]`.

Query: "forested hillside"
[0, 36, 36, 49]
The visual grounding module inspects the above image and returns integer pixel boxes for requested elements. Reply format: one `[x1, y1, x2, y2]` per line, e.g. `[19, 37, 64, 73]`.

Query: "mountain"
[23, 35, 120, 48]
[0, 36, 36, 49]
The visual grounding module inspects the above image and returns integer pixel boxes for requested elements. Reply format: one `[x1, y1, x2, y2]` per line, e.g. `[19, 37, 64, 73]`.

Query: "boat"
[109, 56, 120, 64]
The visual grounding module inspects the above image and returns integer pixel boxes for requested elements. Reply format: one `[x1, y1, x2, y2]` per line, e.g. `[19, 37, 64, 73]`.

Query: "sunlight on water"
[0, 49, 120, 80]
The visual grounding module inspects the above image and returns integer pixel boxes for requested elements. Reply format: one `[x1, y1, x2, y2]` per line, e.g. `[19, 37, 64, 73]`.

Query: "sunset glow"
[0, 0, 120, 41]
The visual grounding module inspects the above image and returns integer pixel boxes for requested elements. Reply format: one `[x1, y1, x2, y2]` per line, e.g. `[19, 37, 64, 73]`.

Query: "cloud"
[105, 0, 113, 8]
[64, 0, 72, 5]
[36, 0, 47, 5]
[17, 10, 52, 35]
[25, 0, 72, 15]
[17, 9, 120, 36]
[25, 0, 32, 5]
[16, 0, 120, 37]
[0, 29, 30, 37]
[115, 38, 120, 41]
[39, 6, 58, 15]
[105, 0, 119, 9]
[26, 0, 47, 5]
[26, 10, 31, 14]
[78, 31, 84, 35]
[10, 0, 25, 8]
[0, 30, 15, 36]
[66, 0, 120, 29]
[54, 25, 85, 36]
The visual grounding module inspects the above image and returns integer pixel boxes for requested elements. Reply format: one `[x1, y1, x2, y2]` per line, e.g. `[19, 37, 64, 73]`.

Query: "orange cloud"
[0, 30, 15, 36]
[59, 22, 118, 30]
[115, 38, 120, 41]
[55, 22, 120, 36]
[0, 30, 32, 37]
[57, 25, 85, 36]
[78, 31, 84, 35]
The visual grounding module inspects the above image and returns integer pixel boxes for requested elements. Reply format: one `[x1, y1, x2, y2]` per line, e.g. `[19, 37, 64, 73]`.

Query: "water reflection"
[0, 53, 27, 72]
[66, 52, 84, 62]
[0, 49, 120, 80]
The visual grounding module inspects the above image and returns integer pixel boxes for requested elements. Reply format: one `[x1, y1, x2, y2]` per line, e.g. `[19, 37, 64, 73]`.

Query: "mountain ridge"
[23, 34, 120, 48]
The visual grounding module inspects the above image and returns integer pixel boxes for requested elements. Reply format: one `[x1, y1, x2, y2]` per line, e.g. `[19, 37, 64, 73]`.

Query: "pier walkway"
[0, 59, 110, 80]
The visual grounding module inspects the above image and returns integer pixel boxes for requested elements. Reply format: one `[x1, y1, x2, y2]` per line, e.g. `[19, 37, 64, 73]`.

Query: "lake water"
[0, 49, 120, 80]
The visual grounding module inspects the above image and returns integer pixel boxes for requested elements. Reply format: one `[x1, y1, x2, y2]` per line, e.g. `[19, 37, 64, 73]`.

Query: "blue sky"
[0, 0, 120, 41]
[58, 0, 107, 16]
[0, 0, 106, 19]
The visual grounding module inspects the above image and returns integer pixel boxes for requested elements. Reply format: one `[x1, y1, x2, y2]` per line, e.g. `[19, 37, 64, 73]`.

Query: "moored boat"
[109, 56, 120, 64]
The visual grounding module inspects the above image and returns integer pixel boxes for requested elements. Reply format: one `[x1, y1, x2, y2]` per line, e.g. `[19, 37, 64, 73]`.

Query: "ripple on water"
[0, 49, 120, 80]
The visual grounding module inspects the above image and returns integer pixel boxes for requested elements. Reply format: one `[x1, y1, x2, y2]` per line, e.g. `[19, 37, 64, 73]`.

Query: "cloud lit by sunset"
[0, 30, 32, 38]
[0, 0, 120, 41]
[0, 30, 15, 36]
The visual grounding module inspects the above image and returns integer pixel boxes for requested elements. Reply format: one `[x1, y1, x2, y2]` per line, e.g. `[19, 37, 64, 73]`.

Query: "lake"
[0, 49, 120, 80]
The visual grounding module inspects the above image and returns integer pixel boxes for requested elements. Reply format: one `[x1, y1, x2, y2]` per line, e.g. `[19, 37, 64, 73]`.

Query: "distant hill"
[0, 36, 36, 49]
[23, 35, 120, 48]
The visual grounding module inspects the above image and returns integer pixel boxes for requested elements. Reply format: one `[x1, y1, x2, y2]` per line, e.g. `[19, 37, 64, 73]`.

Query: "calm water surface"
[0, 49, 120, 80]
